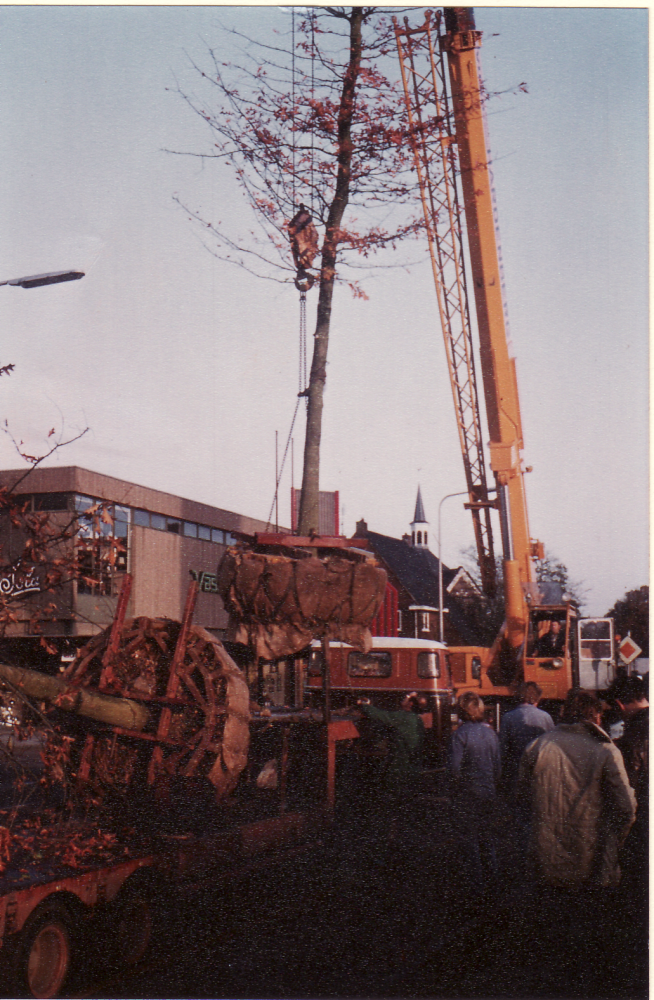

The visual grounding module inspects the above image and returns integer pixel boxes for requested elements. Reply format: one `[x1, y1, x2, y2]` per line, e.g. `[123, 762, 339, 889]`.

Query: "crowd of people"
[356, 675, 647, 914]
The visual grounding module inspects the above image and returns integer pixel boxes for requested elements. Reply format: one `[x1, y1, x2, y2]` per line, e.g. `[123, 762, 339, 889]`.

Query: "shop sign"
[190, 569, 218, 594]
[0, 567, 40, 598]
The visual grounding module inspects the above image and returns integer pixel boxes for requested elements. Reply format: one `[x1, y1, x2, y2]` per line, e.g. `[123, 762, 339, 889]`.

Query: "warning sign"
[618, 635, 642, 664]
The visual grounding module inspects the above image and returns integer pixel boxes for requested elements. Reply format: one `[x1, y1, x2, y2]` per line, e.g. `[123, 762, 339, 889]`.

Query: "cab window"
[308, 651, 324, 677]
[348, 651, 392, 677]
[417, 651, 440, 678]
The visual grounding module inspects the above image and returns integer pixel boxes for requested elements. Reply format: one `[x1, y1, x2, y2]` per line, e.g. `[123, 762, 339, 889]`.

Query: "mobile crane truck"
[394, 8, 615, 706]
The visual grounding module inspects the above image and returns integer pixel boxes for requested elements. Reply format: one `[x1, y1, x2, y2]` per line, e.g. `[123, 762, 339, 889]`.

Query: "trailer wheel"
[113, 883, 153, 966]
[18, 903, 72, 999]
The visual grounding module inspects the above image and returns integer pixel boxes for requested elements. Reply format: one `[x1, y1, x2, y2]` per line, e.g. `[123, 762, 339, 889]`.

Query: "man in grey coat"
[518, 688, 635, 888]
[517, 689, 637, 993]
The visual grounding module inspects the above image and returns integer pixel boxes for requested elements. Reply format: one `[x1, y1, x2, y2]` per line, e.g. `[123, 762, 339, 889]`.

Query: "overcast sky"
[0, 5, 648, 617]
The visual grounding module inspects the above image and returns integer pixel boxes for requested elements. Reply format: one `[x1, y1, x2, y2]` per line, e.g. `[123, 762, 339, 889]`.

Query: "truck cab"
[303, 636, 452, 748]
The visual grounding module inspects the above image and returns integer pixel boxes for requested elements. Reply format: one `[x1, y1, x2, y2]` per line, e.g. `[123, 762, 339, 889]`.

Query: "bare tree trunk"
[297, 8, 363, 536]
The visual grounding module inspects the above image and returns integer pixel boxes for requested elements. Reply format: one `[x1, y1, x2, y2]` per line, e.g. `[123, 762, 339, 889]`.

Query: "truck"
[394, 8, 616, 702]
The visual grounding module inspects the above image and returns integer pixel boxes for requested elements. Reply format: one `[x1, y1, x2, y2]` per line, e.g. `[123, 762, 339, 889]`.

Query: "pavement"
[76, 797, 648, 1000]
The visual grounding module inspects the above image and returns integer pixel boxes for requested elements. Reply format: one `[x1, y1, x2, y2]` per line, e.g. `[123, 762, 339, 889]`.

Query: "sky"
[0, 4, 648, 618]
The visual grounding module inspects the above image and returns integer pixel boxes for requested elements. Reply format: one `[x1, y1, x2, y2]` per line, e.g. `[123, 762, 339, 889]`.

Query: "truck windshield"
[348, 651, 392, 677]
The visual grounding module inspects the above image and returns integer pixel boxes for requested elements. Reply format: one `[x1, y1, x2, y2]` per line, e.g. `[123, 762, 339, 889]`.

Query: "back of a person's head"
[561, 688, 602, 724]
[607, 675, 648, 706]
[517, 681, 542, 705]
[457, 691, 486, 723]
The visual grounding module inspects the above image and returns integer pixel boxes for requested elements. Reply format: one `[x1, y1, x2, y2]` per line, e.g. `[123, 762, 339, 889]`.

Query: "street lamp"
[438, 490, 469, 643]
[0, 270, 84, 289]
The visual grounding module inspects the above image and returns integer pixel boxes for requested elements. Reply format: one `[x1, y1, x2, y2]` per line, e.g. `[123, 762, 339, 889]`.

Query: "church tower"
[410, 487, 430, 549]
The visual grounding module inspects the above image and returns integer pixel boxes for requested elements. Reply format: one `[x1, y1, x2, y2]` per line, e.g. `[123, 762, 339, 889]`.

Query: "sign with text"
[190, 569, 218, 594]
[0, 567, 40, 598]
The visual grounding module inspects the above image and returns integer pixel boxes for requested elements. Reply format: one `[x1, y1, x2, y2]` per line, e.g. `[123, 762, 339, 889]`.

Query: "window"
[133, 510, 149, 527]
[348, 651, 392, 677]
[579, 619, 612, 662]
[398, 610, 403, 633]
[166, 519, 181, 534]
[198, 525, 211, 541]
[225, 532, 238, 545]
[417, 651, 440, 678]
[421, 612, 430, 632]
[417, 531, 422, 545]
[471, 656, 482, 680]
[308, 650, 324, 677]
[150, 513, 166, 531]
[183, 522, 197, 538]
[76, 497, 128, 595]
[34, 493, 70, 511]
[424, 532, 428, 545]
[211, 528, 225, 544]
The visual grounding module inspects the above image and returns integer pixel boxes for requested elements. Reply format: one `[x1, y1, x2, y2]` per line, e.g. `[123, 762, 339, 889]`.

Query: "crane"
[394, 8, 615, 700]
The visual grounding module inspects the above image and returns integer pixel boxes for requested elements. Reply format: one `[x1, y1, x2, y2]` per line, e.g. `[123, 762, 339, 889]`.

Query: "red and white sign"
[618, 635, 642, 664]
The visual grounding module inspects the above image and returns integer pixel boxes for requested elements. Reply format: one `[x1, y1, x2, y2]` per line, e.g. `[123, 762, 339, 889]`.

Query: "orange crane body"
[443, 12, 538, 649]
[395, 9, 617, 702]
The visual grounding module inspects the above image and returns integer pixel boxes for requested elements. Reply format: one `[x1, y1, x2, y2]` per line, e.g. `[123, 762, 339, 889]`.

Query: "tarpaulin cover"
[217, 548, 387, 659]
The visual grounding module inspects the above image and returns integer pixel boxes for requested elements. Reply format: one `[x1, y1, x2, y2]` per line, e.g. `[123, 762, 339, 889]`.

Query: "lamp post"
[438, 490, 468, 643]
[0, 270, 84, 289]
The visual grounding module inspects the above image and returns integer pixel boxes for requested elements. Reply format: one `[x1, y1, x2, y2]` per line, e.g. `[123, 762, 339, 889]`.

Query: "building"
[353, 489, 483, 646]
[0, 466, 277, 667]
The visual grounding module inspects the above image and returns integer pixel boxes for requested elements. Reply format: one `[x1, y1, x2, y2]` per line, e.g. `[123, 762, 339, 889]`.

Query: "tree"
[0, 386, 125, 656]
[172, 7, 424, 534]
[605, 586, 649, 658]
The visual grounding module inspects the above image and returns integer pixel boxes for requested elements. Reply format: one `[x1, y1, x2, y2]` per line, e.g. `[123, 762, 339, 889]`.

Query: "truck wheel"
[18, 903, 72, 999]
[113, 884, 153, 966]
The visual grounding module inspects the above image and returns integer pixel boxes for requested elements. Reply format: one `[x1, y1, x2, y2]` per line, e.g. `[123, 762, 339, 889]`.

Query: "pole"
[438, 490, 469, 643]
[275, 430, 279, 532]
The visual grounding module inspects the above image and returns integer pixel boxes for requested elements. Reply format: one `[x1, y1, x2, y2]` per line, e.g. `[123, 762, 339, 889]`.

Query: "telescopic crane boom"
[395, 8, 540, 656]
[394, 9, 618, 700]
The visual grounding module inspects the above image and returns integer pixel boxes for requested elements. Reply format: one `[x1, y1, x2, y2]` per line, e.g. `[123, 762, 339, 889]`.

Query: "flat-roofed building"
[0, 467, 276, 659]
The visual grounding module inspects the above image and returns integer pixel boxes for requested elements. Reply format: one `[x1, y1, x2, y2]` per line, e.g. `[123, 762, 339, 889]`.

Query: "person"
[499, 681, 554, 798]
[535, 619, 565, 657]
[605, 674, 648, 902]
[449, 691, 501, 893]
[517, 689, 637, 992]
[518, 688, 636, 888]
[356, 692, 425, 829]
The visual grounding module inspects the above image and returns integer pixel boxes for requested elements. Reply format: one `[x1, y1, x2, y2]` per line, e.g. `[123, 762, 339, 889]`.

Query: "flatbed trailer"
[0, 711, 356, 999]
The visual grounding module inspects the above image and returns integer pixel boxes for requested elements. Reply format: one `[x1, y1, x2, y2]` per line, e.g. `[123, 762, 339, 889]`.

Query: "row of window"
[308, 650, 441, 679]
[24, 493, 238, 546]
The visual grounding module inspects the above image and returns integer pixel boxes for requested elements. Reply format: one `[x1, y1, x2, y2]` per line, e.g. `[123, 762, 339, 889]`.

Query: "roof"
[311, 637, 447, 650]
[413, 486, 427, 524]
[0, 466, 278, 536]
[357, 527, 480, 644]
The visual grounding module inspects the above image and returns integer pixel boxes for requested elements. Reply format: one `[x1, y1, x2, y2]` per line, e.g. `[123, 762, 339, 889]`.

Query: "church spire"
[413, 486, 426, 524]
[410, 487, 429, 549]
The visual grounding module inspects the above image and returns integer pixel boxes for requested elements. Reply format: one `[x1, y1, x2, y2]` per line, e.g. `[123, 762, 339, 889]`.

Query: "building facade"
[353, 490, 484, 646]
[0, 467, 276, 655]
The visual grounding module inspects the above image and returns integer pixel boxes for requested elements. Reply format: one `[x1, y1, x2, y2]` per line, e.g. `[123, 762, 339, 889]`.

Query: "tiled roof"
[360, 528, 479, 643]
